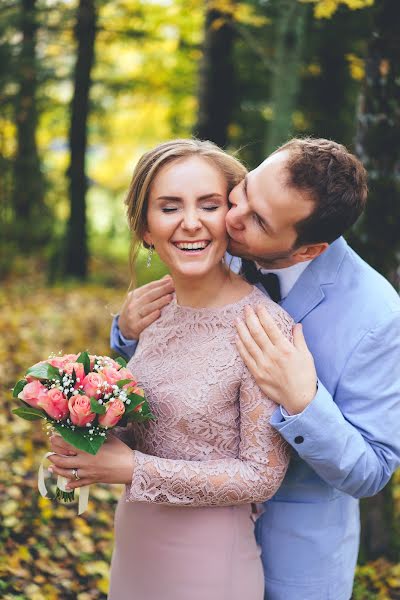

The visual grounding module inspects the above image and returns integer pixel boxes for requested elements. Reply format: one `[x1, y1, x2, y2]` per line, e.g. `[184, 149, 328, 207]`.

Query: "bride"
[49, 139, 293, 600]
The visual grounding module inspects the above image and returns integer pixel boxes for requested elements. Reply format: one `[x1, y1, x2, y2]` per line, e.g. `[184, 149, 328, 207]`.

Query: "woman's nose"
[181, 209, 202, 232]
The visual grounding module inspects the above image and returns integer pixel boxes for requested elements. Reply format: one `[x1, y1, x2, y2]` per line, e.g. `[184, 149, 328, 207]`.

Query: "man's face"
[226, 150, 316, 268]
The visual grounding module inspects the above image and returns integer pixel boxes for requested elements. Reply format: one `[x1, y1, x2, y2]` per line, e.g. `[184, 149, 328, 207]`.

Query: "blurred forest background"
[1, 0, 399, 598]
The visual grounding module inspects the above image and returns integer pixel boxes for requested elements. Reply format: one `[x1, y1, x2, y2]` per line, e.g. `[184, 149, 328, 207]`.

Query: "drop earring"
[146, 244, 154, 268]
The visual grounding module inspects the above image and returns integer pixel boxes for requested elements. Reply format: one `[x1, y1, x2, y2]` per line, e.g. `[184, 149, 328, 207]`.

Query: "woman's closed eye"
[161, 205, 220, 213]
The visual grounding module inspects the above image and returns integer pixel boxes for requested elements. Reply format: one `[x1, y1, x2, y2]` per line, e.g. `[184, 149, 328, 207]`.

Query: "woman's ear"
[143, 231, 153, 248]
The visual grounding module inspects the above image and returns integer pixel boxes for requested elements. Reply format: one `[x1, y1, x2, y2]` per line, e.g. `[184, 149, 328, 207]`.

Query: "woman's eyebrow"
[156, 193, 224, 201]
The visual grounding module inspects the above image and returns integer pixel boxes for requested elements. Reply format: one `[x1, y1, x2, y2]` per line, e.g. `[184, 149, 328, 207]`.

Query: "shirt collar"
[255, 260, 313, 300]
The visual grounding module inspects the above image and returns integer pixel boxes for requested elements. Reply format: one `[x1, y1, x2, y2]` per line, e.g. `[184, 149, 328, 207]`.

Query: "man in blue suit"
[110, 138, 400, 599]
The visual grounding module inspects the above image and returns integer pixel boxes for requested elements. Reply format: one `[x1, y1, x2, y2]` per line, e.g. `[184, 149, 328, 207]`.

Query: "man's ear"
[293, 242, 329, 263]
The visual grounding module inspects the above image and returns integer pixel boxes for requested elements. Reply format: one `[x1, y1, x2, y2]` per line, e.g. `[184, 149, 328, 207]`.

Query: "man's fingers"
[134, 276, 174, 300]
[235, 319, 265, 364]
[140, 309, 162, 329]
[235, 335, 258, 375]
[293, 323, 308, 350]
[256, 305, 292, 350]
[243, 306, 276, 355]
[140, 286, 173, 309]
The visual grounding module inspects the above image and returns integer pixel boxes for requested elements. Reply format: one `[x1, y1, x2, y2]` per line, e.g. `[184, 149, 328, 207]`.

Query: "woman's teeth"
[174, 241, 210, 251]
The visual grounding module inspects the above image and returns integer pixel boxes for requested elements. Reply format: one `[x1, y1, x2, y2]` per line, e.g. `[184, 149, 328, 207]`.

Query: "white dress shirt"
[255, 260, 312, 300]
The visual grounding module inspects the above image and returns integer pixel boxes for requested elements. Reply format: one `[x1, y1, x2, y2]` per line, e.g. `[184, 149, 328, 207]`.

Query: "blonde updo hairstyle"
[125, 138, 248, 278]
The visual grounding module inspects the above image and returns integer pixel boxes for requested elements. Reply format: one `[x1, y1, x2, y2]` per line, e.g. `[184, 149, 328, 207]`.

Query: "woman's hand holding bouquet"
[12, 351, 153, 514]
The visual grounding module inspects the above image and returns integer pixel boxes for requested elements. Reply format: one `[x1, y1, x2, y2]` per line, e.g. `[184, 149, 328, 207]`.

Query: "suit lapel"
[280, 237, 348, 323]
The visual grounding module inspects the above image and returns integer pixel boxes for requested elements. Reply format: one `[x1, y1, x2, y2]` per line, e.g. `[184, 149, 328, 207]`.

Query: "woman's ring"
[72, 468, 80, 480]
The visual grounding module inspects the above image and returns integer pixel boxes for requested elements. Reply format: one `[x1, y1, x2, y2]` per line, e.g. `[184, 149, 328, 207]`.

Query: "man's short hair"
[277, 137, 368, 246]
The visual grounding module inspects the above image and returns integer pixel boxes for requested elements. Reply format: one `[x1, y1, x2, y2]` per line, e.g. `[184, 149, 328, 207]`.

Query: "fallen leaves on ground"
[0, 264, 399, 599]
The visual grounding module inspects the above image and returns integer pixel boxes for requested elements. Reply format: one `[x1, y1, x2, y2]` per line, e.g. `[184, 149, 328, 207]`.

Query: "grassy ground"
[1, 256, 399, 599]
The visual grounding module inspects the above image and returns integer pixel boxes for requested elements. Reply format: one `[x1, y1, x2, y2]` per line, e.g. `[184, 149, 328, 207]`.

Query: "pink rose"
[98, 399, 125, 428]
[18, 380, 47, 408]
[63, 361, 85, 381]
[62, 353, 79, 362]
[68, 394, 96, 427]
[48, 357, 65, 369]
[131, 386, 145, 398]
[117, 368, 136, 383]
[102, 367, 121, 386]
[81, 372, 106, 399]
[37, 388, 69, 420]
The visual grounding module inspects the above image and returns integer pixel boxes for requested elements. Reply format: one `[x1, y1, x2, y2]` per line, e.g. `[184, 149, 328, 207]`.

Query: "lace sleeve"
[126, 368, 290, 507]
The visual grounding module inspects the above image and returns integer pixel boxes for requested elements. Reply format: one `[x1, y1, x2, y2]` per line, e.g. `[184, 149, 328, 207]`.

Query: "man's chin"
[227, 238, 245, 258]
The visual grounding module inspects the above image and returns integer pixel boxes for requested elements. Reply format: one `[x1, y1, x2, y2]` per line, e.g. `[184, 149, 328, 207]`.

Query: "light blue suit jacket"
[110, 237, 400, 600]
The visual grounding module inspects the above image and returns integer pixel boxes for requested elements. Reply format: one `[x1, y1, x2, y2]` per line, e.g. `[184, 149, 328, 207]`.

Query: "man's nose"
[227, 193, 246, 230]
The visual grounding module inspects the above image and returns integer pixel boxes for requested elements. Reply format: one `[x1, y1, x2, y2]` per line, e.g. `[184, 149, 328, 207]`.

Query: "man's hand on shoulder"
[119, 274, 174, 340]
[235, 304, 317, 415]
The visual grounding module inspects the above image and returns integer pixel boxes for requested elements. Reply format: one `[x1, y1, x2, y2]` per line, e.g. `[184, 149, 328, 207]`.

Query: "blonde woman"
[49, 139, 293, 600]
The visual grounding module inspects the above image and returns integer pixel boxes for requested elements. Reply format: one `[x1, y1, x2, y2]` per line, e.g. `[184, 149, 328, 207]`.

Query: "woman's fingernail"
[48, 467, 53, 473]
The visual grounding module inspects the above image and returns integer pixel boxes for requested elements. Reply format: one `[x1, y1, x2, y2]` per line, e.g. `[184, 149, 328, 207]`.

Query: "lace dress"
[109, 286, 292, 600]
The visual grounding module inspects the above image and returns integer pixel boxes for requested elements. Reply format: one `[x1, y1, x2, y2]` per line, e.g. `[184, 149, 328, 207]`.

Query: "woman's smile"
[172, 239, 211, 255]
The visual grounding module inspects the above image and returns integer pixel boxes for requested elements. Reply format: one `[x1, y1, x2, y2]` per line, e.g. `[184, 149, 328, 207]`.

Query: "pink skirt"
[108, 493, 264, 600]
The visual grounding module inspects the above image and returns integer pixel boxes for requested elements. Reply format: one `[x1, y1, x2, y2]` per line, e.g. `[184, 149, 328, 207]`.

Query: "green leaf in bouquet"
[76, 351, 91, 375]
[12, 406, 47, 421]
[125, 393, 147, 413]
[52, 424, 107, 455]
[26, 362, 62, 381]
[125, 393, 155, 422]
[116, 379, 134, 388]
[90, 397, 106, 414]
[12, 379, 28, 398]
[115, 357, 127, 369]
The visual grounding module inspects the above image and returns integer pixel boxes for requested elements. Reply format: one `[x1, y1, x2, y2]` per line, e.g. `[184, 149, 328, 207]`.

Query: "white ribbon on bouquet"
[38, 452, 90, 515]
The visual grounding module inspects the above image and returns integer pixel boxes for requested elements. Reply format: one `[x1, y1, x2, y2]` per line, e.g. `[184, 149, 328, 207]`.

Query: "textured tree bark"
[12, 0, 45, 251]
[64, 0, 97, 279]
[195, 1, 235, 148]
[264, 0, 307, 156]
[352, 0, 400, 289]
[354, 0, 400, 563]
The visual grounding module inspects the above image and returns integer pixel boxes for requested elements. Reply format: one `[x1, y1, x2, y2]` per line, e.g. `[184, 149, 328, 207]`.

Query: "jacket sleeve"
[110, 315, 138, 360]
[126, 368, 290, 506]
[270, 310, 400, 498]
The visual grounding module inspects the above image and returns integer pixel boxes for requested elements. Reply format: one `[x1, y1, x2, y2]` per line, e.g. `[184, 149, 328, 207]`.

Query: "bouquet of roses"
[12, 351, 153, 513]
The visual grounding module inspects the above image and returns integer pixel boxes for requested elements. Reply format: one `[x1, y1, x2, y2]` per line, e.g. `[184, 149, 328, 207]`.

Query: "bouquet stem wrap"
[38, 452, 90, 515]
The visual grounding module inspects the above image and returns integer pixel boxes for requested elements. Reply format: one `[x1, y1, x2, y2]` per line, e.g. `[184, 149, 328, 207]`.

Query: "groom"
[110, 137, 400, 600]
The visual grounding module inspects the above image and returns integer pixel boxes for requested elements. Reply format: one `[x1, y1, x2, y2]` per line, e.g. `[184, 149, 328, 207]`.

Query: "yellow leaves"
[0, 273, 125, 597]
[1, 499, 18, 517]
[355, 559, 400, 598]
[0, 117, 16, 157]
[346, 53, 365, 81]
[208, 1, 270, 27]
[300, 0, 374, 19]
[306, 62, 322, 77]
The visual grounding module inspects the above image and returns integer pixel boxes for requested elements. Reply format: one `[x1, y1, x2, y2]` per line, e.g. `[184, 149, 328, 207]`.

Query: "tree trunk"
[195, 1, 235, 147]
[264, 0, 307, 156]
[12, 0, 45, 252]
[353, 0, 400, 562]
[359, 482, 399, 563]
[64, 0, 97, 279]
[352, 0, 400, 289]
